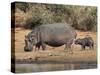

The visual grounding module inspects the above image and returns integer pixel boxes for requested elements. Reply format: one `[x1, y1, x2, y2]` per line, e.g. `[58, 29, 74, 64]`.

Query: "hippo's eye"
[28, 39, 31, 42]
[29, 38, 33, 42]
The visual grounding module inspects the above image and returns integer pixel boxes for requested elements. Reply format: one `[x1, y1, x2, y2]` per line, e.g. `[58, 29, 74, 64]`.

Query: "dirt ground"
[12, 28, 97, 63]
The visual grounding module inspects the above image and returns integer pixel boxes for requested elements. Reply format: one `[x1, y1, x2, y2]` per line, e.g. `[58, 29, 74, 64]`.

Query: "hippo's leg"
[92, 44, 94, 50]
[64, 43, 69, 50]
[34, 46, 38, 51]
[64, 39, 73, 50]
[64, 42, 73, 54]
[38, 46, 41, 50]
[90, 43, 94, 50]
[69, 45, 73, 54]
[35, 46, 40, 51]
[89, 44, 92, 50]
[89, 46, 93, 50]
[81, 45, 85, 50]
[41, 42, 46, 50]
[89, 46, 92, 50]
[35, 46, 37, 51]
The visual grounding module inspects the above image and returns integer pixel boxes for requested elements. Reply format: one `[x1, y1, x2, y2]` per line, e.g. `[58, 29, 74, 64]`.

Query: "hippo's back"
[39, 23, 76, 38]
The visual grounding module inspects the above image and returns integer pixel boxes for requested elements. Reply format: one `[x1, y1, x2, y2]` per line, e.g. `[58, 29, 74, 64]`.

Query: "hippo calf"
[75, 36, 94, 50]
[24, 23, 77, 53]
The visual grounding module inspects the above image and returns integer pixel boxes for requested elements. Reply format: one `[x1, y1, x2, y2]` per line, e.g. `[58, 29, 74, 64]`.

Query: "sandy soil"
[12, 28, 97, 63]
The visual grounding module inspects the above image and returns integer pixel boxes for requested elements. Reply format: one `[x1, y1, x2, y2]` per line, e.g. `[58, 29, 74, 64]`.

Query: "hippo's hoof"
[29, 58, 32, 60]
[48, 53, 53, 56]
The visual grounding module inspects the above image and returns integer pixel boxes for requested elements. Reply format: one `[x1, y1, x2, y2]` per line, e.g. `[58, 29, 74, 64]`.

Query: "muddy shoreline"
[12, 58, 97, 64]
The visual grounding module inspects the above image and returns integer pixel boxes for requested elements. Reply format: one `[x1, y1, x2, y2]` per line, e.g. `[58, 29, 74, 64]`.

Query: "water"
[15, 62, 97, 73]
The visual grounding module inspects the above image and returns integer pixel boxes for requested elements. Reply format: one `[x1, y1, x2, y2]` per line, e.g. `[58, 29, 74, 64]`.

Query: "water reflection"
[15, 62, 97, 73]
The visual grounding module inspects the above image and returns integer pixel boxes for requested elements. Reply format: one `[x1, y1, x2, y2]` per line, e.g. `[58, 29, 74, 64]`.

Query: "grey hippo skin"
[75, 36, 94, 50]
[24, 23, 77, 53]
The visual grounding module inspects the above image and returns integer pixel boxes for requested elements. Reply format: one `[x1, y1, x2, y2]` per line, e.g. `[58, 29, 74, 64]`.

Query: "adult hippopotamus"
[24, 23, 77, 52]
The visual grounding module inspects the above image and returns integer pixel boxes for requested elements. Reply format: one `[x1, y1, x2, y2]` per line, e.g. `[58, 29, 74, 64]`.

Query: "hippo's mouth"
[24, 49, 32, 52]
[24, 46, 33, 52]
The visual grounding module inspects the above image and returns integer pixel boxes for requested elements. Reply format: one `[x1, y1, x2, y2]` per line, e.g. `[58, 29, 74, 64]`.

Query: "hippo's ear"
[31, 34, 36, 38]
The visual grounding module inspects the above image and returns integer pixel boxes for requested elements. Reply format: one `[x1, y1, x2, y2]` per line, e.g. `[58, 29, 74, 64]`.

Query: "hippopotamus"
[75, 36, 94, 50]
[24, 23, 77, 52]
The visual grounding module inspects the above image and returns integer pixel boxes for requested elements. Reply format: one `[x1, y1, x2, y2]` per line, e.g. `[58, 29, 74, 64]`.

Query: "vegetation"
[11, 2, 97, 31]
